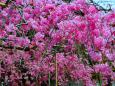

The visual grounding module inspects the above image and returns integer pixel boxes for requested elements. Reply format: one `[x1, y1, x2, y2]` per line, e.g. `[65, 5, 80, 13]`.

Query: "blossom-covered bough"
[0, 0, 115, 86]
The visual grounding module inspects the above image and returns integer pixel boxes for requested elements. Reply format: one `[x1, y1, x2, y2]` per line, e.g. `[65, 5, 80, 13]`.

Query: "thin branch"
[110, 23, 115, 27]
[0, 0, 15, 8]
[0, 45, 28, 51]
[88, 0, 112, 12]
[0, 42, 37, 51]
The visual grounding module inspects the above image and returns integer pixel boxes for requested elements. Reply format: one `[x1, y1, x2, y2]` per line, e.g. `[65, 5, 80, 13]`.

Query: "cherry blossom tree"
[0, 0, 115, 86]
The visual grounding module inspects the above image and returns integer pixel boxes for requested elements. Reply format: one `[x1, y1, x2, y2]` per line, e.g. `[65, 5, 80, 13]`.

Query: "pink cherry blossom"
[0, 0, 114, 85]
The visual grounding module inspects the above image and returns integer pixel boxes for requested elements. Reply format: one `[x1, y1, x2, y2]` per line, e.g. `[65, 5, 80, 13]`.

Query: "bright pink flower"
[17, 37, 30, 47]
[88, 5, 97, 13]
[0, 0, 114, 85]
[34, 32, 44, 41]
[1, 10, 8, 17]
[105, 50, 115, 61]
[76, 0, 85, 4]
[94, 63, 112, 76]
[0, 30, 6, 38]
[94, 36, 106, 49]
[89, 51, 102, 62]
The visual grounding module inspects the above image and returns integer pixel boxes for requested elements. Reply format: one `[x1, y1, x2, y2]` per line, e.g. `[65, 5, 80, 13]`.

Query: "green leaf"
[19, 59, 24, 65]
[16, 30, 22, 37]
[67, 81, 83, 86]
[5, 0, 12, 4]
[75, 43, 93, 66]
[62, 0, 72, 3]
[26, 29, 36, 40]
[0, 40, 3, 45]
[0, 2, 6, 7]
[50, 80, 55, 86]
[51, 44, 64, 55]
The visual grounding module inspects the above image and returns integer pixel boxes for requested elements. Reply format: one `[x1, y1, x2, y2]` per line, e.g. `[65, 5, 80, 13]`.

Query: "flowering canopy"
[0, 0, 115, 86]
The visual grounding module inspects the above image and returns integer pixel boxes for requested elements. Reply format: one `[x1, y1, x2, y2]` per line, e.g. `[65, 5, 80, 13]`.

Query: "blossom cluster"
[0, 0, 115, 86]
